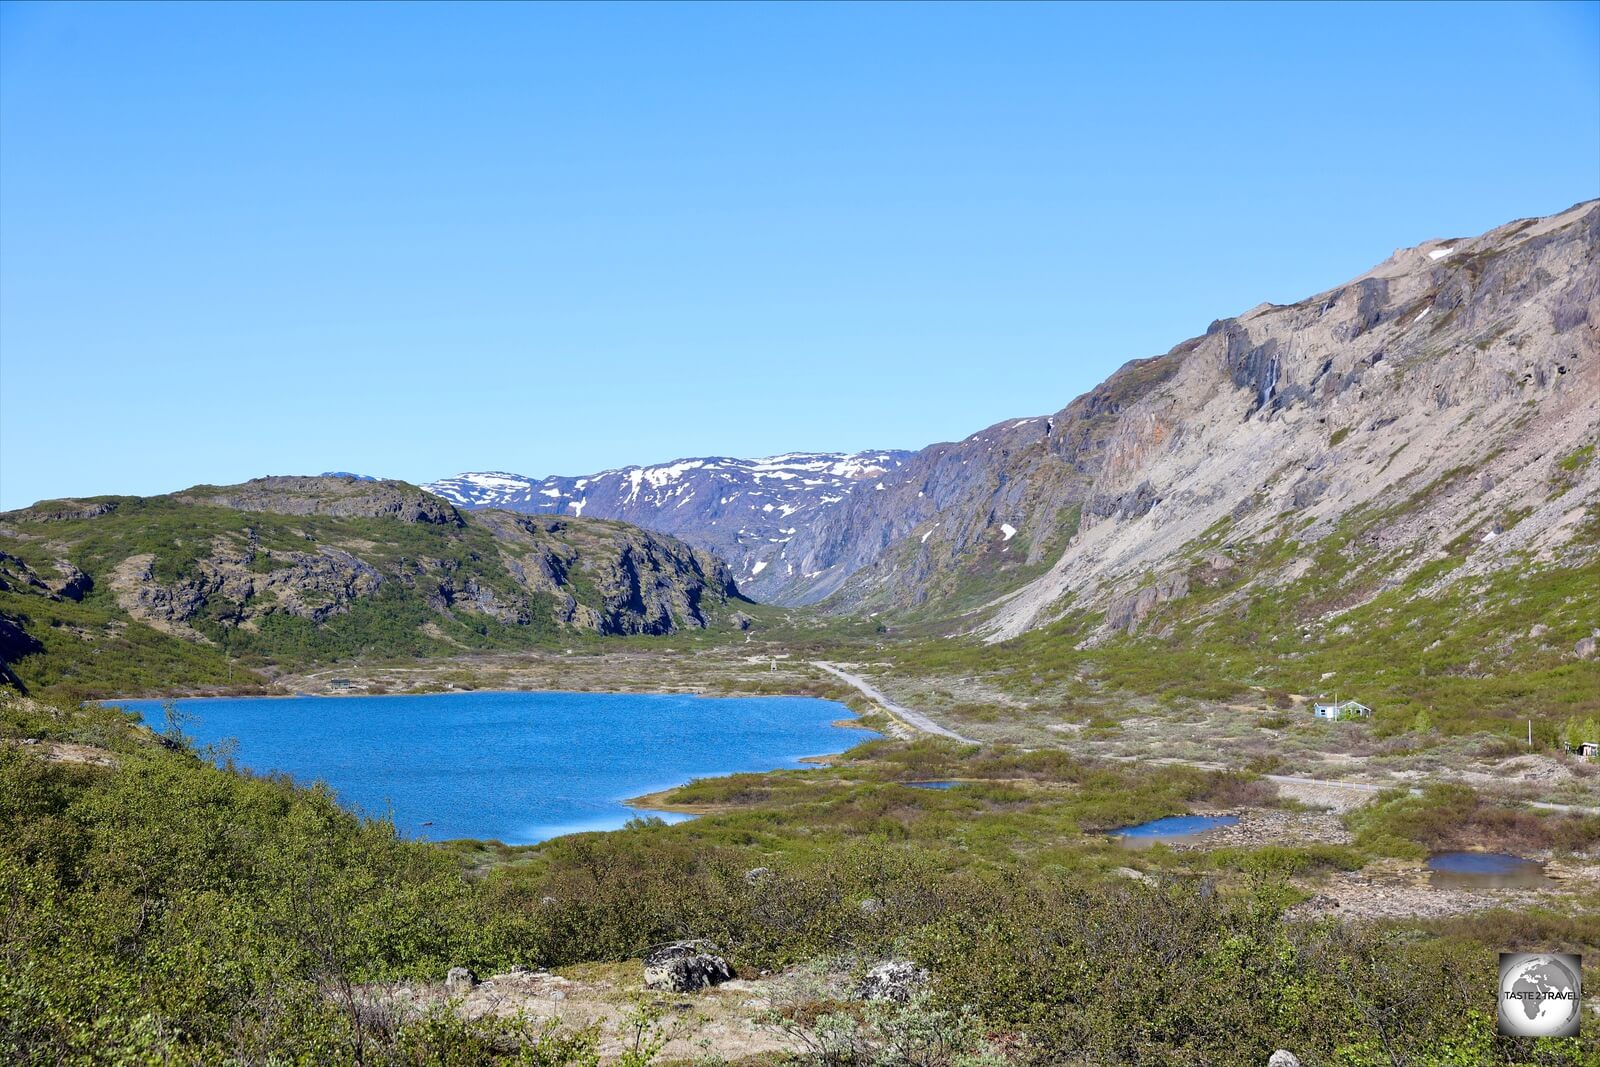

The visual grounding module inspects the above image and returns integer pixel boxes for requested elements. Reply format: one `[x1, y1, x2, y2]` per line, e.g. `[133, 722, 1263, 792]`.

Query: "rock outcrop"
[855, 959, 929, 1003]
[444, 967, 477, 995]
[642, 940, 734, 992]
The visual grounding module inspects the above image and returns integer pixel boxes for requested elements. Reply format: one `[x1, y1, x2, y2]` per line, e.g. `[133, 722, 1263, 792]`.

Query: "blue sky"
[2, 1, 1596, 509]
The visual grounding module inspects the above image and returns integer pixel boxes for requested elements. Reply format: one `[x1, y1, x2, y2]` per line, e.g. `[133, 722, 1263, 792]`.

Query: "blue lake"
[1109, 814, 1239, 844]
[111, 690, 868, 844]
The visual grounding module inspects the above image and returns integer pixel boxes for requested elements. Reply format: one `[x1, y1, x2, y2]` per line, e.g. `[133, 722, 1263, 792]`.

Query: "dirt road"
[812, 662, 977, 743]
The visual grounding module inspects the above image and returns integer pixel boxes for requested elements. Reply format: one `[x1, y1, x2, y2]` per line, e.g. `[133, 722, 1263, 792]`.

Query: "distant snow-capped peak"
[424, 451, 907, 513]
[422, 450, 912, 599]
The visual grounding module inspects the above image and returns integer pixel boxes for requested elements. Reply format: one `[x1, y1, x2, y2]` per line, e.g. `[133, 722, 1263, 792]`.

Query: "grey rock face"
[23, 500, 118, 522]
[1104, 573, 1190, 635]
[47, 561, 93, 601]
[642, 940, 734, 992]
[855, 960, 929, 1003]
[444, 966, 477, 995]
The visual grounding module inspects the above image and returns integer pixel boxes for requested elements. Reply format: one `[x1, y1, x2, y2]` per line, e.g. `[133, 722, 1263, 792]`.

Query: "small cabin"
[1579, 741, 1599, 760]
[1312, 699, 1371, 721]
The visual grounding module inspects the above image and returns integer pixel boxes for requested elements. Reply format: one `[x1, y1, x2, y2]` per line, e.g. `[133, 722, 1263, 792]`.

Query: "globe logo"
[1498, 952, 1581, 1038]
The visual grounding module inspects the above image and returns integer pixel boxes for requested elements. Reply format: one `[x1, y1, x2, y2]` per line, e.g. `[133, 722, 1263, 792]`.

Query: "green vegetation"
[1348, 783, 1600, 858]
[0, 488, 743, 700]
[5, 694, 1595, 1064]
[877, 497, 1600, 741]
[1556, 443, 1594, 474]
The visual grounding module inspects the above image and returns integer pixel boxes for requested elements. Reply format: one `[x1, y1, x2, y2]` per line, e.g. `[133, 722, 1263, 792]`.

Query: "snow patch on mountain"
[423, 450, 912, 601]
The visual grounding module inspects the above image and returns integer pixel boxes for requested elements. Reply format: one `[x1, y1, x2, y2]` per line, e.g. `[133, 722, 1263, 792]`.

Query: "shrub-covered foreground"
[2, 696, 1595, 1065]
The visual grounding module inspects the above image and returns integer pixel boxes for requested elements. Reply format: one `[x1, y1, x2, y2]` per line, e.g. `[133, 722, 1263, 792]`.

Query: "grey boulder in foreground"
[642, 939, 735, 992]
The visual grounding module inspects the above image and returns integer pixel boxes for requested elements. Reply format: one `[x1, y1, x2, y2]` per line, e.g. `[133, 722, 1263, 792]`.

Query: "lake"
[1426, 851, 1552, 890]
[1108, 814, 1239, 847]
[111, 690, 867, 844]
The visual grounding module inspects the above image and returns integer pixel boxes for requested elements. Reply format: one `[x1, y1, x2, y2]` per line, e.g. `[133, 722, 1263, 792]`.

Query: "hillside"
[0, 477, 742, 698]
[829, 200, 1600, 638]
[424, 452, 911, 601]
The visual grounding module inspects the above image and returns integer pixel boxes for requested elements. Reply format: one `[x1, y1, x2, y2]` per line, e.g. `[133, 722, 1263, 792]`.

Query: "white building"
[1312, 699, 1371, 721]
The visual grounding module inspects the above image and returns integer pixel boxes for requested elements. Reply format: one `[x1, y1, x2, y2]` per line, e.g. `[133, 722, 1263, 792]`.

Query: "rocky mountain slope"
[0, 477, 741, 697]
[424, 452, 910, 601]
[819, 200, 1599, 646]
[428, 203, 1598, 632]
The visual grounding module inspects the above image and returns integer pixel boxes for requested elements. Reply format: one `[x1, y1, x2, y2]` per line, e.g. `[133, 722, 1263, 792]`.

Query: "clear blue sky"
[2, 1, 1597, 509]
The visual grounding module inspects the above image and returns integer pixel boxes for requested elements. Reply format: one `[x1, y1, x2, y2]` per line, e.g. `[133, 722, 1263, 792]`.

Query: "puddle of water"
[1108, 814, 1239, 848]
[905, 780, 959, 790]
[1426, 852, 1551, 890]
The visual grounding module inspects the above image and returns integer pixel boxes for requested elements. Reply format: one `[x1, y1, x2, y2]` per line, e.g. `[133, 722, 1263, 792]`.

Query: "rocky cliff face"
[424, 452, 910, 601]
[0, 477, 744, 686]
[825, 200, 1600, 638]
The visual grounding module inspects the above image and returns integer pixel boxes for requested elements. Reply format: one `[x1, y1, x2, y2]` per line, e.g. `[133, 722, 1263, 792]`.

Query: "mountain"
[429, 203, 1598, 634]
[821, 200, 1599, 644]
[424, 452, 912, 601]
[0, 476, 742, 698]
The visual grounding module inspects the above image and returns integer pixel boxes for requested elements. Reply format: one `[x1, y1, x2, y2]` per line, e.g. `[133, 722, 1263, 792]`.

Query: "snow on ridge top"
[1427, 246, 1455, 261]
[640, 459, 708, 487]
[453, 472, 536, 489]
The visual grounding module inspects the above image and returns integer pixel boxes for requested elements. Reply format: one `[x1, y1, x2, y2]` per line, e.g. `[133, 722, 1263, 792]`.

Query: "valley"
[4, 199, 1598, 1064]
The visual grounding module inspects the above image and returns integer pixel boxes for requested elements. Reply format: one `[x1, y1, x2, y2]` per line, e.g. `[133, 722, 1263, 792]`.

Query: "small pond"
[1426, 852, 1551, 890]
[1109, 814, 1239, 847]
[906, 780, 959, 790]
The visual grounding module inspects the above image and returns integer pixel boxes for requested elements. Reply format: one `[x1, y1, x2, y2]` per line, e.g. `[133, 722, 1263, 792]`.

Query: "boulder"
[444, 966, 477, 995]
[48, 561, 92, 602]
[1268, 1052, 1301, 1067]
[856, 960, 929, 1003]
[1575, 636, 1597, 660]
[743, 866, 772, 885]
[642, 940, 734, 992]
[731, 611, 754, 631]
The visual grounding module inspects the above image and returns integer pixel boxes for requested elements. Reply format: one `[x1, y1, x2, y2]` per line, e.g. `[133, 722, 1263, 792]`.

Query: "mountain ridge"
[424, 451, 912, 601]
[429, 200, 1599, 635]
